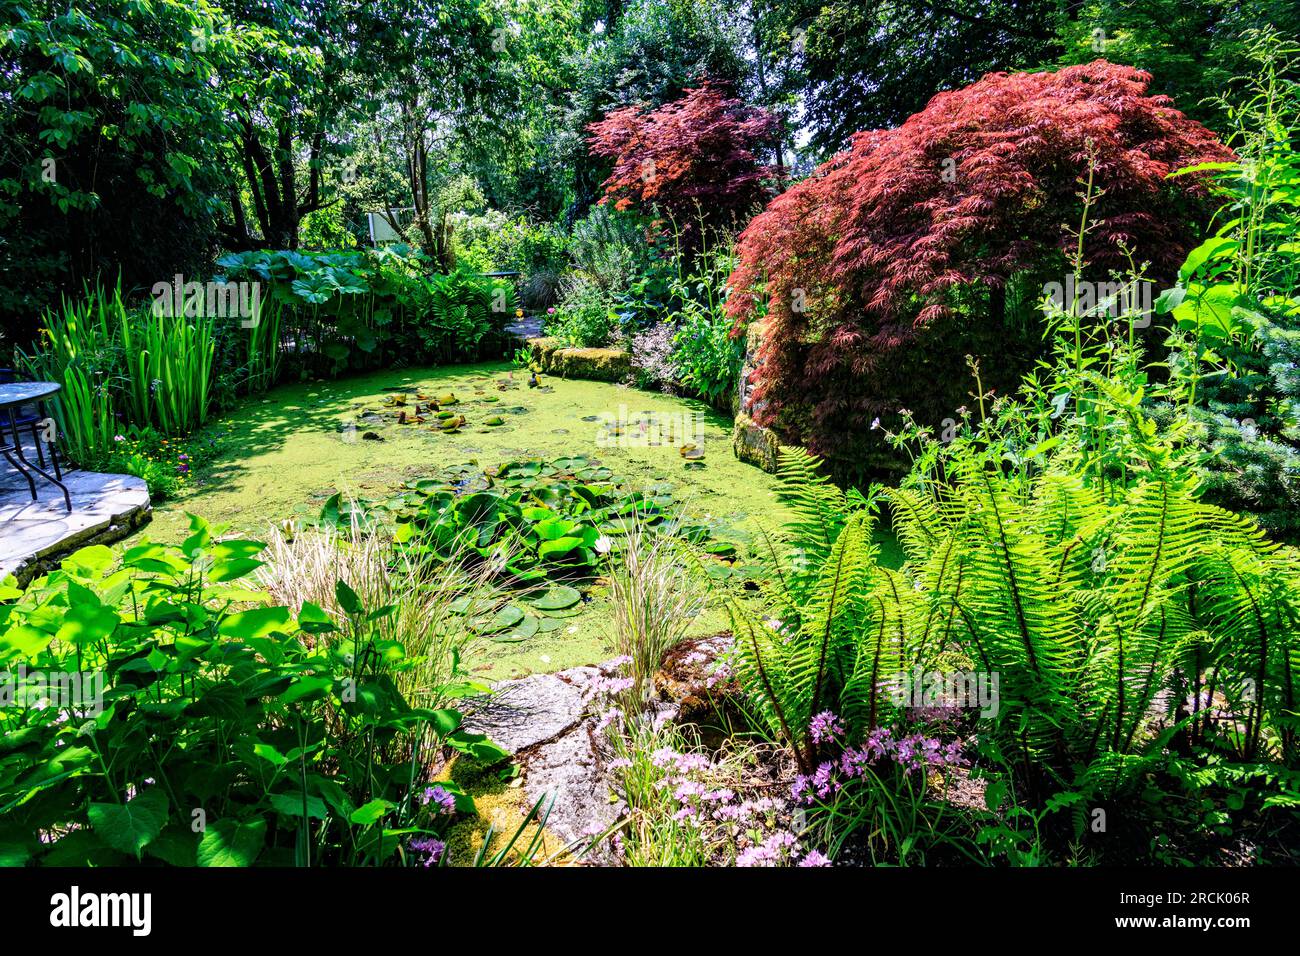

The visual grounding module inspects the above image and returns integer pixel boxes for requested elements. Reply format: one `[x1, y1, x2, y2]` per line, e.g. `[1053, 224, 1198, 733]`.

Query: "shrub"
[588, 82, 779, 244]
[550, 276, 618, 348]
[461, 216, 570, 310]
[724, 244, 1300, 861]
[631, 321, 680, 389]
[669, 233, 742, 408]
[216, 248, 515, 375]
[726, 61, 1232, 476]
[1155, 35, 1300, 541]
[566, 205, 657, 298]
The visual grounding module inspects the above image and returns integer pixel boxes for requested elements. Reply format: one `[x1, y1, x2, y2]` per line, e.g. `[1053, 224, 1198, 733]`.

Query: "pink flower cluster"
[792, 717, 967, 805]
[735, 831, 829, 868]
[420, 785, 456, 814]
[641, 746, 831, 866]
[408, 836, 446, 867]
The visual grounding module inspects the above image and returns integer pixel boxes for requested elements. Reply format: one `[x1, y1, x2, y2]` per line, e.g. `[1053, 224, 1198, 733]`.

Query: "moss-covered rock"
[732, 412, 781, 473]
[528, 337, 631, 383]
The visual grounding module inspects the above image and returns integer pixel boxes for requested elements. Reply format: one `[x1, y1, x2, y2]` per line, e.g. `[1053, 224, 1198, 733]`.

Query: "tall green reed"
[243, 293, 283, 393]
[18, 285, 124, 465]
[121, 299, 215, 434]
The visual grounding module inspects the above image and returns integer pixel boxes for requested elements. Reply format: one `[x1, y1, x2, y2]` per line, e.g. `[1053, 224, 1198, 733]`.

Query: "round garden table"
[0, 380, 71, 512]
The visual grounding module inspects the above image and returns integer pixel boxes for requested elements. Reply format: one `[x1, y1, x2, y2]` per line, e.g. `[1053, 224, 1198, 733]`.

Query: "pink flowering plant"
[792, 710, 972, 863]
[591, 659, 830, 867]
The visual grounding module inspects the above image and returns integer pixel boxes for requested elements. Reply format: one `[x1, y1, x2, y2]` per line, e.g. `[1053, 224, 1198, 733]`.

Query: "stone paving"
[0, 453, 150, 585]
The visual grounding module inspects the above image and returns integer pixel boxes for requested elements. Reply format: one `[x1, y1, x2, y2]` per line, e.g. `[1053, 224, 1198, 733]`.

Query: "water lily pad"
[484, 416, 505, 426]
[492, 613, 539, 643]
[530, 585, 582, 611]
[472, 604, 525, 634]
[437, 393, 459, 405]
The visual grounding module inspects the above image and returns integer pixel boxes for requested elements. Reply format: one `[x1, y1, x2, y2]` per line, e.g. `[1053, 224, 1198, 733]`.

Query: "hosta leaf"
[219, 606, 292, 639]
[55, 604, 118, 645]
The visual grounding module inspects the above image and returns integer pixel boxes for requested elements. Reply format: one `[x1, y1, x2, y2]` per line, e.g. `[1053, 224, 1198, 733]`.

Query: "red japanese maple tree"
[588, 83, 780, 238]
[726, 61, 1232, 472]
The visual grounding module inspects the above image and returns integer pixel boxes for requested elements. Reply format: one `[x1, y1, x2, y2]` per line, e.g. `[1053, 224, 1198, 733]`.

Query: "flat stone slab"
[461, 662, 629, 858]
[461, 666, 603, 754]
[0, 467, 151, 584]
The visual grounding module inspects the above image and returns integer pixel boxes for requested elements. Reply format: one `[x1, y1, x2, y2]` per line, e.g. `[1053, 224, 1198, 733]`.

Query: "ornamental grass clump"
[604, 520, 706, 707]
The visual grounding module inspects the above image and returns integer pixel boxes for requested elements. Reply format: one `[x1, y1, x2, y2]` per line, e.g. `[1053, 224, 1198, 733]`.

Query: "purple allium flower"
[421, 785, 456, 814]
[650, 747, 679, 768]
[798, 849, 831, 867]
[736, 845, 772, 867]
[812, 760, 840, 799]
[809, 710, 844, 745]
[408, 836, 446, 867]
[736, 831, 800, 867]
[792, 774, 811, 802]
[674, 780, 707, 802]
[593, 675, 634, 697]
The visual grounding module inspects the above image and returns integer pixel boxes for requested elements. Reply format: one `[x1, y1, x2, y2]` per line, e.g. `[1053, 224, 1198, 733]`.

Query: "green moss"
[528, 337, 631, 382]
[732, 412, 781, 473]
[436, 755, 567, 866]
